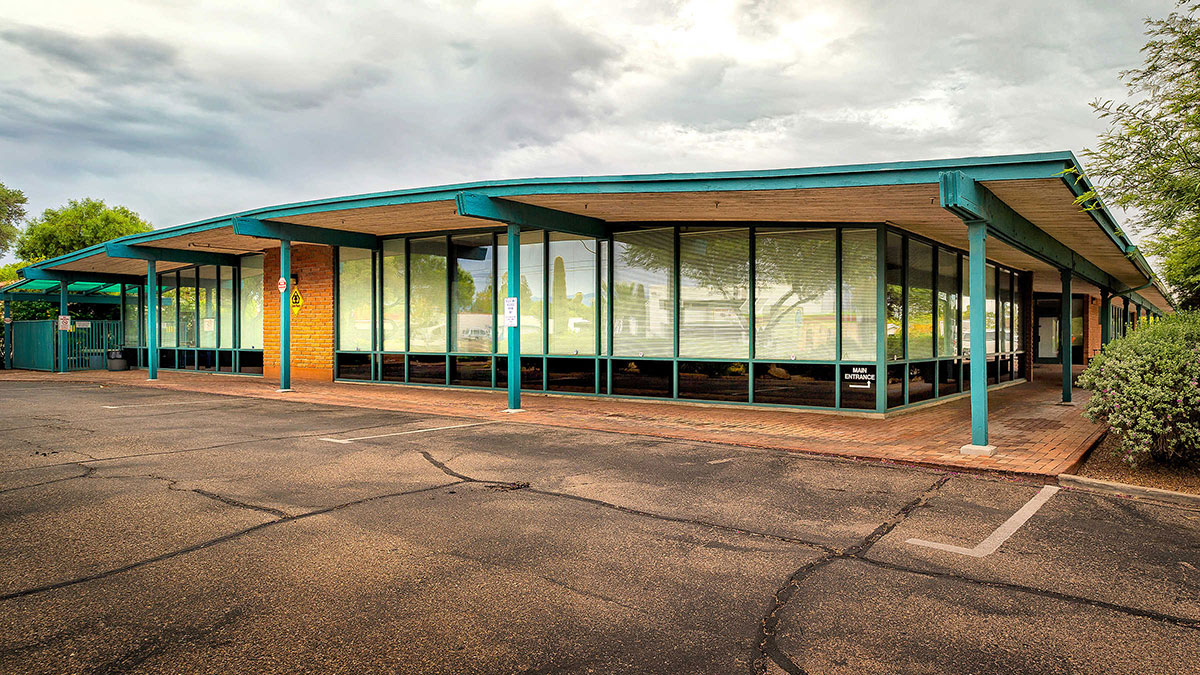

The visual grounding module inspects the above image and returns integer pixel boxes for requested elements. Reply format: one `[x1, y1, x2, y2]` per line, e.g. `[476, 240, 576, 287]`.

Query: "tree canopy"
[14, 198, 153, 263]
[1078, 0, 1200, 309]
[0, 182, 28, 255]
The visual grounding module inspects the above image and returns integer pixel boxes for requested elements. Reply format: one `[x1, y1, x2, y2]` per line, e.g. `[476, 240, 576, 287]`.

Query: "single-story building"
[0, 152, 1173, 453]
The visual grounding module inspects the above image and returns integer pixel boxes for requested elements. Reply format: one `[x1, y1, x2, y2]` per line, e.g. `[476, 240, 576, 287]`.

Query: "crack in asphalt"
[86, 607, 245, 675]
[93, 472, 291, 520]
[753, 474, 953, 675]
[857, 556, 1200, 631]
[0, 464, 96, 495]
[0, 481, 465, 603]
[418, 450, 838, 553]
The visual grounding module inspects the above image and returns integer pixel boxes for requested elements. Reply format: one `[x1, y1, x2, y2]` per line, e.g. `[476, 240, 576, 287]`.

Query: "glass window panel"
[885, 232, 904, 360]
[198, 266, 217, 349]
[937, 250, 958, 357]
[755, 228, 835, 360]
[451, 355, 492, 387]
[840, 228, 877, 361]
[159, 272, 177, 349]
[678, 361, 748, 402]
[453, 234, 494, 353]
[611, 359, 672, 397]
[381, 354, 405, 382]
[382, 240, 406, 351]
[679, 227, 748, 358]
[408, 354, 446, 383]
[612, 228, 674, 357]
[239, 254, 264, 349]
[886, 363, 906, 408]
[599, 239, 609, 355]
[218, 267, 234, 349]
[496, 232, 546, 355]
[906, 240, 933, 360]
[986, 264, 997, 354]
[122, 285, 141, 346]
[998, 269, 1011, 352]
[908, 361, 935, 403]
[548, 233, 597, 355]
[961, 259, 972, 357]
[754, 363, 834, 407]
[178, 267, 196, 348]
[336, 352, 372, 380]
[840, 364, 877, 409]
[409, 237, 449, 352]
[546, 357, 596, 392]
[937, 359, 961, 396]
[495, 356, 544, 390]
[338, 247, 374, 352]
[1013, 274, 1023, 352]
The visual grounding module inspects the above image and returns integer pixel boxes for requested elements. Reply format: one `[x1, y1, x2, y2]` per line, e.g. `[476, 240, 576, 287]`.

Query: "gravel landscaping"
[1077, 434, 1200, 496]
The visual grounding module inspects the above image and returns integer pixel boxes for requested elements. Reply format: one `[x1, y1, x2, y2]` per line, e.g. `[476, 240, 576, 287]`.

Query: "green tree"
[15, 198, 152, 262]
[1075, 0, 1200, 308]
[0, 182, 27, 254]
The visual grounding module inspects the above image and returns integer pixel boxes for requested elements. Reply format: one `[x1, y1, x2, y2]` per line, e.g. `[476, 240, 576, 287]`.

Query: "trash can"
[106, 349, 128, 371]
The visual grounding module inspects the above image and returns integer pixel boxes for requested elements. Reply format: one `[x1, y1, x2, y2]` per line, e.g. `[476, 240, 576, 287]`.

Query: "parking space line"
[101, 400, 218, 409]
[320, 421, 498, 443]
[906, 485, 1060, 558]
[707, 457, 737, 465]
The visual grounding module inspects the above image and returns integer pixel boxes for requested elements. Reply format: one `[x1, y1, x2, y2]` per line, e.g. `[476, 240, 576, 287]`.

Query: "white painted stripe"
[707, 457, 737, 465]
[906, 485, 1060, 558]
[101, 400, 216, 409]
[320, 421, 497, 443]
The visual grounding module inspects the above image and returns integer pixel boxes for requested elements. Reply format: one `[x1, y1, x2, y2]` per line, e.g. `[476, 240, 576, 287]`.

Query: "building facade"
[3, 152, 1173, 452]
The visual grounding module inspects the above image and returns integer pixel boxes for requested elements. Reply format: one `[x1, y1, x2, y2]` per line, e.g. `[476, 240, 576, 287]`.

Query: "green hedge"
[1078, 311, 1200, 466]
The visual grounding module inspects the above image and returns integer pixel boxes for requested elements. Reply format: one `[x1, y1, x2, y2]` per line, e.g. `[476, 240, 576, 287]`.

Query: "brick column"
[263, 244, 335, 382]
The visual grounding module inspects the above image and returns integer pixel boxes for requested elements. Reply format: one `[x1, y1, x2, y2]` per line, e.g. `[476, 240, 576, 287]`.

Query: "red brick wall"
[263, 244, 334, 382]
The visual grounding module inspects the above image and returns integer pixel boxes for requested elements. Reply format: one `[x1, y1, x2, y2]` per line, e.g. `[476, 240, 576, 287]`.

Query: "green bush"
[1078, 311, 1200, 467]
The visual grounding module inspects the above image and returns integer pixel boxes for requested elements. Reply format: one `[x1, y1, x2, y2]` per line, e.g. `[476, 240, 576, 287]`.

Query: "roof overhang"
[18, 151, 1173, 313]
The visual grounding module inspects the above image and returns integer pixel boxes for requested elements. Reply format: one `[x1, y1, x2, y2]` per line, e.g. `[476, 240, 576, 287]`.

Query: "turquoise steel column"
[279, 239, 292, 391]
[506, 223, 521, 409]
[2, 295, 11, 371]
[58, 280, 68, 373]
[1100, 290, 1111, 346]
[147, 261, 158, 380]
[967, 221, 988, 446]
[1060, 268, 1072, 403]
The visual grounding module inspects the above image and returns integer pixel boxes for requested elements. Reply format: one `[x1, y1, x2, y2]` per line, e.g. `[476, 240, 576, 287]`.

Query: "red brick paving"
[0, 365, 1101, 478]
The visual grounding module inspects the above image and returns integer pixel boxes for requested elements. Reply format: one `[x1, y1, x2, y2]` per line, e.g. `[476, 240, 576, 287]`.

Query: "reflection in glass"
[937, 250, 958, 357]
[338, 247, 374, 351]
[679, 228, 748, 358]
[409, 237, 448, 352]
[123, 285, 142, 347]
[613, 229, 674, 357]
[239, 254, 264, 349]
[986, 264, 997, 354]
[753, 363, 834, 407]
[497, 231, 545, 354]
[453, 234, 494, 353]
[160, 272, 177, 349]
[219, 267, 234, 349]
[178, 267, 196, 348]
[885, 232, 903, 360]
[382, 240, 406, 351]
[548, 234, 596, 355]
[840, 229, 877, 361]
[907, 240, 933, 359]
[198, 266, 217, 349]
[678, 361, 748, 401]
[755, 229, 835, 360]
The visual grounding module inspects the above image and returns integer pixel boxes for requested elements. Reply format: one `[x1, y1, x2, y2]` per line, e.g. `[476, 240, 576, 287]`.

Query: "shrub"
[1078, 311, 1200, 467]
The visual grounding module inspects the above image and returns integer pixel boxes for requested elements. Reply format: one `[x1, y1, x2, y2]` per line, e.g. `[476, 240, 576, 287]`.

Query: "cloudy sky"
[0, 0, 1173, 262]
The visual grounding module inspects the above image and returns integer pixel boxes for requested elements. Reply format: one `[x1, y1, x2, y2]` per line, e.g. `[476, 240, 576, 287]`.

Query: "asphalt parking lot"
[1, 380, 1198, 674]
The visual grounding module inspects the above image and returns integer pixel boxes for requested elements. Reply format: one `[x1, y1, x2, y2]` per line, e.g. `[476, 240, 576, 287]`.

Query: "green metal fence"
[61, 320, 122, 371]
[11, 320, 54, 371]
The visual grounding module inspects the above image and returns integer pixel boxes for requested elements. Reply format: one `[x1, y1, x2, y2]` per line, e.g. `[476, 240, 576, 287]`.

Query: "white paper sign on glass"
[504, 297, 519, 328]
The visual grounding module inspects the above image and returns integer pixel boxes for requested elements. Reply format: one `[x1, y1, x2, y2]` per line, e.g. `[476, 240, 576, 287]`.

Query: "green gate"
[61, 319, 122, 371]
[11, 320, 54, 371]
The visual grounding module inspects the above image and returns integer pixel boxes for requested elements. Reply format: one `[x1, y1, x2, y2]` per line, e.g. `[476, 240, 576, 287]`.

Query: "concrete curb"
[1058, 473, 1200, 508]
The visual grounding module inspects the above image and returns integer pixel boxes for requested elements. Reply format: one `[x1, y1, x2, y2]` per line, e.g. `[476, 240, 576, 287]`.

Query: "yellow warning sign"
[290, 287, 303, 315]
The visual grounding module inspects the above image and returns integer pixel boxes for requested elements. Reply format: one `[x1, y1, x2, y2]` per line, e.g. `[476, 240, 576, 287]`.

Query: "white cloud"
[0, 0, 1177, 262]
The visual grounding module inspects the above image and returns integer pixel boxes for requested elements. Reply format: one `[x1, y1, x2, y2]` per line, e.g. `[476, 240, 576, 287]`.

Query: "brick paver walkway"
[0, 365, 1101, 477]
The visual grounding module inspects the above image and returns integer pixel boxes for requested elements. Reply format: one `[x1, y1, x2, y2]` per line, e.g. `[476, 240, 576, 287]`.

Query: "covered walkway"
[0, 363, 1099, 477]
